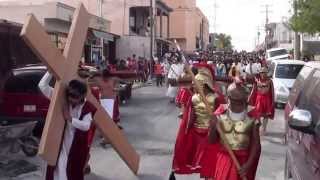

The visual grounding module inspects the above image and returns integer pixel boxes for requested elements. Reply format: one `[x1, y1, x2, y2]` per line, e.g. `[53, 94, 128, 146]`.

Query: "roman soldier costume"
[172, 65, 222, 174]
[207, 83, 261, 180]
[248, 67, 275, 120]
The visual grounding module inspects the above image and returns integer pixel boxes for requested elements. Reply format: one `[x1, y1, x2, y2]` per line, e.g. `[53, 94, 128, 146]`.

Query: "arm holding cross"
[38, 71, 53, 99]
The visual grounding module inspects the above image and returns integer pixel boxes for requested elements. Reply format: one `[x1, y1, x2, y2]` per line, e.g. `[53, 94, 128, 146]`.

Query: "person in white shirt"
[166, 57, 184, 103]
[245, 59, 261, 76]
[39, 73, 96, 180]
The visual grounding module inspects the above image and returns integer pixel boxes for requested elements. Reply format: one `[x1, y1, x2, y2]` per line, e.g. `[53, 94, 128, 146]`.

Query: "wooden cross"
[20, 4, 140, 174]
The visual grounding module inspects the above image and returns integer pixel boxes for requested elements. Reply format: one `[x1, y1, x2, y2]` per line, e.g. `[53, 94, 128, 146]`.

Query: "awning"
[92, 29, 117, 42]
[156, 38, 172, 44]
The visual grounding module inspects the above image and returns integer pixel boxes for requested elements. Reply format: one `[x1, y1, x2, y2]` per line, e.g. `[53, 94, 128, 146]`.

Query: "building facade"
[163, 0, 209, 52]
[266, 22, 294, 50]
[0, 0, 118, 66]
[99, 0, 172, 60]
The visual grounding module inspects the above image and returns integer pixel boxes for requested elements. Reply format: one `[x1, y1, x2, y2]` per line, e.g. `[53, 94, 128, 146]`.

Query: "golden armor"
[218, 114, 254, 150]
[192, 93, 216, 129]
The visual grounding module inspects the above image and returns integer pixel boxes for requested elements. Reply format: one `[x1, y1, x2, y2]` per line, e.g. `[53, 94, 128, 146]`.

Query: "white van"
[269, 60, 305, 106]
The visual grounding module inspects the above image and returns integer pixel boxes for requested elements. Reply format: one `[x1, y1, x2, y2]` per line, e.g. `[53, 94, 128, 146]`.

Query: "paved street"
[0, 85, 286, 180]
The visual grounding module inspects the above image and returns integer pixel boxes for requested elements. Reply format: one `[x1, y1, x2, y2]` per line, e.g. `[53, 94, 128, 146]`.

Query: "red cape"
[46, 101, 97, 180]
[248, 77, 275, 119]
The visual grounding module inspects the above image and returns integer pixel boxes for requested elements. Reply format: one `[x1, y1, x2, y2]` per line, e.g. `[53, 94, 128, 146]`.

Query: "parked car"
[0, 65, 49, 138]
[269, 60, 305, 106]
[284, 61, 320, 180]
[0, 64, 133, 138]
[266, 48, 290, 62]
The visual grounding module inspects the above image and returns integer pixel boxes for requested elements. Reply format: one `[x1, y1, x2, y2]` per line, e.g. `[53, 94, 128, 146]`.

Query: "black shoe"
[84, 166, 91, 175]
[169, 172, 176, 180]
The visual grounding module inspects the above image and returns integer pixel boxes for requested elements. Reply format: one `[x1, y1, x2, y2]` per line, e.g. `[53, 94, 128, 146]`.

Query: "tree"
[290, 0, 320, 33]
[212, 33, 233, 50]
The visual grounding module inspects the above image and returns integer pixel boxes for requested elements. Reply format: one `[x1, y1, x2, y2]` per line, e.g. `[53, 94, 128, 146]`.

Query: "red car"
[0, 65, 50, 138]
[284, 61, 320, 180]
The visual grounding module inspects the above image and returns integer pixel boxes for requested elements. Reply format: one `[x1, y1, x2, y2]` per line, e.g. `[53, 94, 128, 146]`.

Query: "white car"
[269, 60, 305, 105]
[266, 48, 290, 62]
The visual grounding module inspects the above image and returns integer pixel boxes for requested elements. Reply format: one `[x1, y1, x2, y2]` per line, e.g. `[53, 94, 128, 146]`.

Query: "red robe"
[46, 101, 97, 180]
[205, 105, 261, 180]
[172, 88, 225, 174]
[248, 77, 275, 119]
[175, 87, 192, 106]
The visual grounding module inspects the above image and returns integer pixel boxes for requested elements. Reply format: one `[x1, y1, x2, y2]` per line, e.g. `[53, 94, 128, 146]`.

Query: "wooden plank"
[87, 92, 140, 174]
[38, 81, 66, 165]
[20, 14, 65, 80]
[63, 4, 90, 81]
[20, 3, 141, 173]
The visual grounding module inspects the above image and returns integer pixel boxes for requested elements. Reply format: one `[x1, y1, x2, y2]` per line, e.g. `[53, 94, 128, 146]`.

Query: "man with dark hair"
[39, 74, 97, 180]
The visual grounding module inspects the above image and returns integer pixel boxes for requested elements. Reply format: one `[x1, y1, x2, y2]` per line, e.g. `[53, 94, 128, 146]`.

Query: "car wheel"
[284, 152, 292, 180]
[21, 136, 39, 157]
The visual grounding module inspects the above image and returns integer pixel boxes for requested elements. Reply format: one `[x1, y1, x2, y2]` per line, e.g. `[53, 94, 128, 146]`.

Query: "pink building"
[163, 0, 209, 52]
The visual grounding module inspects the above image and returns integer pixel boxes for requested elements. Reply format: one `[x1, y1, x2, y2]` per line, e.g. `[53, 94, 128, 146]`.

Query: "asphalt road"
[0, 85, 286, 180]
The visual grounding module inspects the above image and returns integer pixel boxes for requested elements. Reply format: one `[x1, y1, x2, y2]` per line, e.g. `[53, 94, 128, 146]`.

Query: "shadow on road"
[138, 174, 164, 180]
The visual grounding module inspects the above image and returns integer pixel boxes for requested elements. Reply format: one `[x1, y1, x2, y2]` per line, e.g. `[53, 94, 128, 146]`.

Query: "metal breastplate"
[219, 114, 254, 150]
[192, 93, 216, 129]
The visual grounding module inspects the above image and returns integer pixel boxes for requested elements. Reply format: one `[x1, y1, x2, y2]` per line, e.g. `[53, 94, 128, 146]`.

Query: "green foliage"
[290, 0, 320, 33]
[212, 33, 233, 50]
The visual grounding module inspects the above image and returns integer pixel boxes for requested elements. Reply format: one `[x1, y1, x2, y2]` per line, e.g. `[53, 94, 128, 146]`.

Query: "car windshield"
[275, 64, 304, 79]
[269, 49, 288, 58]
[4, 70, 45, 93]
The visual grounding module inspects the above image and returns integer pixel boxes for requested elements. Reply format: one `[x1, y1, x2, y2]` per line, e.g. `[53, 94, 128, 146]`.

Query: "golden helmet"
[195, 67, 214, 92]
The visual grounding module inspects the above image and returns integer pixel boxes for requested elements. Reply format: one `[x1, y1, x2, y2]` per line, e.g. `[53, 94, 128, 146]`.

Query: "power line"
[261, 4, 273, 50]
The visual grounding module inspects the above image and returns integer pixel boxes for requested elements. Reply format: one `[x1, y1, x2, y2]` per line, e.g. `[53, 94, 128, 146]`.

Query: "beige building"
[99, 0, 172, 60]
[0, 0, 120, 65]
[163, 0, 209, 52]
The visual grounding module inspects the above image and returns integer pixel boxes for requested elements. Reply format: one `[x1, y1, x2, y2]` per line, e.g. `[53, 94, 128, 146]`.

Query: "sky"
[197, 0, 292, 51]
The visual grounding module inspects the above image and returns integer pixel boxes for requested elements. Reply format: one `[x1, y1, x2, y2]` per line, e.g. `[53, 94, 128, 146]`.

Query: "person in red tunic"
[170, 64, 226, 179]
[89, 69, 122, 148]
[248, 67, 275, 135]
[39, 77, 97, 180]
[207, 82, 261, 180]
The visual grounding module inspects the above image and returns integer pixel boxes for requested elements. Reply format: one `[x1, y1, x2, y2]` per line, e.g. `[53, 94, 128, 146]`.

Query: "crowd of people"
[166, 50, 275, 180]
[37, 48, 275, 180]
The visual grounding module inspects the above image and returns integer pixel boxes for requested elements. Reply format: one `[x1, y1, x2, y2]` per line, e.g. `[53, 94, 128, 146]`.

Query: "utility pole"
[293, 0, 301, 59]
[257, 26, 264, 46]
[261, 4, 272, 50]
[150, 0, 154, 60]
[213, 0, 218, 33]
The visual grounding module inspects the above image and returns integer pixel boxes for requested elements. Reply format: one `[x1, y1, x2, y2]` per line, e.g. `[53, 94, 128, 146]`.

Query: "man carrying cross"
[39, 74, 97, 180]
[20, 4, 139, 180]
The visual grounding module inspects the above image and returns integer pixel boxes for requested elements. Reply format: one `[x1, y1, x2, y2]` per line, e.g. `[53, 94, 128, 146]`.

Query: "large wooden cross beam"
[20, 4, 140, 174]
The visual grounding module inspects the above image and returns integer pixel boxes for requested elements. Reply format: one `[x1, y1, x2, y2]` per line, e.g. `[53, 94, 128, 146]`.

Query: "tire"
[21, 136, 39, 157]
[284, 152, 292, 180]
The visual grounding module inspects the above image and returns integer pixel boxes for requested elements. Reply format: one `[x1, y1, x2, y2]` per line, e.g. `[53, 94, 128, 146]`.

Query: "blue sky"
[197, 0, 292, 51]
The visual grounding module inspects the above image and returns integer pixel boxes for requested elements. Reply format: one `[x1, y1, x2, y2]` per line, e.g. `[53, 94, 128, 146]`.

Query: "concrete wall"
[100, 0, 156, 36]
[116, 35, 150, 60]
[0, 1, 111, 32]
[162, 0, 209, 52]
[164, 0, 196, 9]
[0, 2, 55, 24]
